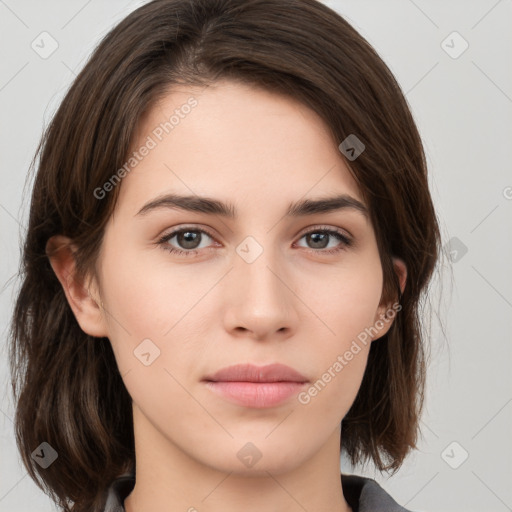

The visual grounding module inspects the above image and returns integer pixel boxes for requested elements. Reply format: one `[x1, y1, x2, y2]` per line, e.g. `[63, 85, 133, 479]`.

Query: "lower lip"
[204, 381, 307, 408]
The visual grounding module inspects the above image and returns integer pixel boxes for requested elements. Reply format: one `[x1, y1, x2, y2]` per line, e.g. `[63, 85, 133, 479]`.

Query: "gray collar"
[103, 472, 414, 512]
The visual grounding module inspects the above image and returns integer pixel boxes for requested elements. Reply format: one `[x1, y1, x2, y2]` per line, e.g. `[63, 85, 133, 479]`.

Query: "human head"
[9, 1, 440, 511]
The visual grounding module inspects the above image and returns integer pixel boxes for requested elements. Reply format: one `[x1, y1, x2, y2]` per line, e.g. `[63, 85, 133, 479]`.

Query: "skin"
[47, 80, 406, 512]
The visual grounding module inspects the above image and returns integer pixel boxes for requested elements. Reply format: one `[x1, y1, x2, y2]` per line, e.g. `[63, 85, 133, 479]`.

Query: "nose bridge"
[225, 233, 296, 336]
[236, 235, 287, 304]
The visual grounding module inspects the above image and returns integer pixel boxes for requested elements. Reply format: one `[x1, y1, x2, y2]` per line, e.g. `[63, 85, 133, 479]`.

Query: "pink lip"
[203, 363, 308, 408]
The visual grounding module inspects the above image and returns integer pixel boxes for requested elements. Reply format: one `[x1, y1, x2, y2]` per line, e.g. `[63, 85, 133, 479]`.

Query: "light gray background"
[1, 1, 511, 511]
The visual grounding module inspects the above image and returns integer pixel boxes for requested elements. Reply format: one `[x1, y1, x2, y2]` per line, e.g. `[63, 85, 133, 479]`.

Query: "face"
[81, 80, 401, 475]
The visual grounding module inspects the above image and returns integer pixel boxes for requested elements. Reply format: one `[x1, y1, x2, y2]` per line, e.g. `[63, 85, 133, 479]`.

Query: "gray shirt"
[102, 472, 414, 512]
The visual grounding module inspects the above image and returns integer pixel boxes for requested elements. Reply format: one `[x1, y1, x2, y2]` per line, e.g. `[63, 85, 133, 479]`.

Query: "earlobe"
[45, 235, 108, 338]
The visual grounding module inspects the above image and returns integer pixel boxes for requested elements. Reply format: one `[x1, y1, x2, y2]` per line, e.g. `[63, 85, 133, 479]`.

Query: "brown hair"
[8, 0, 441, 510]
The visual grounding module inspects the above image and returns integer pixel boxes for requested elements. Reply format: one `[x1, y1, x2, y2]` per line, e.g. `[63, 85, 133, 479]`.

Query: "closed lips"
[203, 363, 309, 383]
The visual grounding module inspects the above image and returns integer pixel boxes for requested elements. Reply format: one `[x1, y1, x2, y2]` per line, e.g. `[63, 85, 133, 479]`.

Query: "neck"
[123, 406, 352, 512]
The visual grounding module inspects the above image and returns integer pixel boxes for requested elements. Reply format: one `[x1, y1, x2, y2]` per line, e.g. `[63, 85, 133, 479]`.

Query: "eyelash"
[156, 225, 353, 258]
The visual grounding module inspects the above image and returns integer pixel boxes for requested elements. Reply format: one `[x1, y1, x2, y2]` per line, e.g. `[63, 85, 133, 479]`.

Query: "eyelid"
[156, 225, 219, 248]
[297, 224, 352, 240]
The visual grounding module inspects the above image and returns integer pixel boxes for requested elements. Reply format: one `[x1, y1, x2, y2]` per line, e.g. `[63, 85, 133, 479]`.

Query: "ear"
[371, 257, 407, 341]
[45, 235, 108, 338]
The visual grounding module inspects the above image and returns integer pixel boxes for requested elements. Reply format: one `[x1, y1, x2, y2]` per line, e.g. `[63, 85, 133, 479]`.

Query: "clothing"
[102, 471, 414, 512]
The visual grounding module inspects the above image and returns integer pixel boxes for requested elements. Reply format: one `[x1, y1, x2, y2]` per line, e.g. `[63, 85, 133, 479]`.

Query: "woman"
[9, 1, 441, 511]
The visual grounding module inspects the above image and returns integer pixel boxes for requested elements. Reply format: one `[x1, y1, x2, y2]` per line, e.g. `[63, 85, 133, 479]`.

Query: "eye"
[157, 225, 353, 258]
[295, 226, 352, 255]
[157, 227, 218, 257]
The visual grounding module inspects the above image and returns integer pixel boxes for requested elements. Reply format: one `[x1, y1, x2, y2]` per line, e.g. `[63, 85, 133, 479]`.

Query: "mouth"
[202, 363, 309, 408]
[203, 363, 308, 383]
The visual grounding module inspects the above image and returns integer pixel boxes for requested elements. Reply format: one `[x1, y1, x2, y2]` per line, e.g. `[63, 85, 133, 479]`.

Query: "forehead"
[116, 79, 365, 216]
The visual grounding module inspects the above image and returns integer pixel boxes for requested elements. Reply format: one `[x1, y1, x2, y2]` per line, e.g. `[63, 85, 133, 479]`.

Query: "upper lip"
[203, 363, 308, 383]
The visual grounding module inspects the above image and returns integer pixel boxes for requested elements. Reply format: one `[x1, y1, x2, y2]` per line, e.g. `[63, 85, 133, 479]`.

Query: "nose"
[223, 243, 298, 341]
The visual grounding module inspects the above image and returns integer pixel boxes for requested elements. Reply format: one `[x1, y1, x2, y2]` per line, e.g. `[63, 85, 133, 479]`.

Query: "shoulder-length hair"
[9, 0, 441, 510]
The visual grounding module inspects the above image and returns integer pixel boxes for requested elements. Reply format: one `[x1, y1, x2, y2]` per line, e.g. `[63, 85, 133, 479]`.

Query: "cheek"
[96, 243, 215, 370]
[310, 257, 383, 341]
[300, 260, 382, 410]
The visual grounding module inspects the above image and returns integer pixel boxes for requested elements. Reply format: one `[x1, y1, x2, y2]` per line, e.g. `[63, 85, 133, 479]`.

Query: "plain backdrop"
[1, 1, 511, 511]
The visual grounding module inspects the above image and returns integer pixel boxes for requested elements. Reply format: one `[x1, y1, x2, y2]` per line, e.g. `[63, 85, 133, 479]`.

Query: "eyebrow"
[135, 193, 368, 219]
